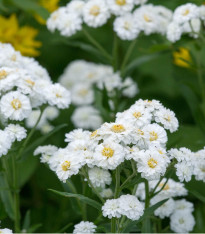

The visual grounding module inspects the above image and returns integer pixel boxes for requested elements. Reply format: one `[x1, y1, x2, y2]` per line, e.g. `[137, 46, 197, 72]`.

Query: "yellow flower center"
[201, 167, 205, 172]
[138, 129, 144, 135]
[0, 70, 8, 80]
[147, 158, 158, 168]
[90, 5, 100, 16]
[26, 79, 35, 86]
[159, 183, 170, 190]
[179, 218, 184, 224]
[133, 112, 142, 119]
[61, 161, 71, 171]
[11, 54, 17, 61]
[78, 89, 88, 96]
[115, 0, 126, 6]
[91, 130, 98, 138]
[11, 99, 22, 110]
[56, 93, 62, 98]
[102, 147, 114, 158]
[111, 124, 125, 133]
[158, 150, 163, 154]
[143, 14, 152, 22]
[182, 9, 190, 16]
[164, 115, 171, 122]
[124, 21, 130, 30]
[149, 131, 158, 141]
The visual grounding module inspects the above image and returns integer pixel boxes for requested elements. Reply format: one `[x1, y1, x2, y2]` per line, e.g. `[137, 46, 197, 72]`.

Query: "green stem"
[16, 106, 46, 160]
[82, 28, 112, 63]
[121, 39, 137, 77]
[112, 33, 118, 72]
[114, 166, 121, 198]
[144, 180, 150, 209]
[12, 154, 20, 233]
[111, 218, 116, 233]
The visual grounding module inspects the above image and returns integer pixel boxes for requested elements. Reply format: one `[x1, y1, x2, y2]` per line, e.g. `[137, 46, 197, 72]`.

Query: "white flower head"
[114, 14, 140, 40]
[94, 141, 125, 170]
[170, 210, 195, 233]
[34, 145, 58, 163]
[5, 124, 27, 142]
[102, 199, 122, 218]
[100, 188, 113, 198]
[73, 221, 97, 234]
[119, 194, 144, 220]
[0, 130, 12, 157]
[88, 167, 112, 188]
[0, 91, 32, 121]
[107, 0, 134, 16]
[174, 199, 194, 213]
[175, 161, 193, 182]
[83, 0, 110, 28]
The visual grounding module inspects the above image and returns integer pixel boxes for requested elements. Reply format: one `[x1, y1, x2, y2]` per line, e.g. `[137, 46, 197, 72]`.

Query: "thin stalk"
[144, 180, 150, 208]
[112, 33, 118, 72]
[82, 28, 112, 63]
[16, 106, 46, 160]
[114, 166, 121, 198]
[121, 39, 137, 77]
[120, 160, 136, 190]
[111, 218, 116, 233]
[152, 177, 169, 198]
[12, 154, 20, 233]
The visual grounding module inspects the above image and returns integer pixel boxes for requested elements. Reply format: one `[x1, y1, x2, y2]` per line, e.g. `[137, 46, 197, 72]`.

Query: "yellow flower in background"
[0, 14, 41, 57]
[173, 47, 192, 68]
[36, 0, 60, 24]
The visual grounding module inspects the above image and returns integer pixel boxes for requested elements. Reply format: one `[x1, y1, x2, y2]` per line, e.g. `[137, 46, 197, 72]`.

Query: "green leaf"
[9, 0, 49, 20]
[188, 189, 205, 203]
[27, 223, 42, 233]
[21, 124, 68, 160]
[124, 52, 164, 76]
[0, 172, 14, 220]
[22, 210, 31, 231]
[56, 223, 73, 233]
[52, 39, 108, 64]
[49, 189, 102, 211]
[121, 177, 144, 189]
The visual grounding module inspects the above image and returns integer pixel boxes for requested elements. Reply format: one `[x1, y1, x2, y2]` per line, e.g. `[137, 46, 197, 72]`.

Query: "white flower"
[137, 149, 168, 180]
[102, 199, 122, 218]
[73, 221, 97, 234]
[142, 123, 167, 147]
[66, 0, 85, 16]
[119, 194, 144, 221]
[107, 0, 134, 16]
[193, 161, 205, 182]
[150, 195, 175, 219]
[25, 110, 47, 129]
[114, 14, 140, 40]
[0, 91, 31, 121]
[134, 0, 147, 5]
[88, 167, 112, 188]
[47, 8, 82, 37]
[154, 107, 179, 133]
[122, 77, 139, 97]
[65, 129, 90, 143]
[168, 147, 193, 162]
[0, 228, 13, 234]
[44, 106, 59, 121]
[174, 199, 194, 213]
[34, 145, 58, 163]
[173, 3, 199, 24]
[0, 130, 12, 157]
[71, 106, 103, 130]
[199, 5, 205, 21]
[83, 0, 110, 28]
[45, 83, 71, 109]
[134, 5, 159, 35]
[175, 161, 193, 182]
[166, 22, 182, 43]
[71, 83, 94, 105]
[100, 188, 113, 198]
[170, 210, 195, 233]
[5, 124, 27, 142]
[0, 67, 18, 92]
[50, 148, 84, 182]
[94, 141, 125, 170]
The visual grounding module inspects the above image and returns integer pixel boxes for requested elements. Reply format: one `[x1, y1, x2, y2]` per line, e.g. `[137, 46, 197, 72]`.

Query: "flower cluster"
[59, 60, 138, 129]
[73, 221, 96, 234]
[136, 178, 195, 233]
[0, 43, 71, 157]
[166, 3, 205, 42]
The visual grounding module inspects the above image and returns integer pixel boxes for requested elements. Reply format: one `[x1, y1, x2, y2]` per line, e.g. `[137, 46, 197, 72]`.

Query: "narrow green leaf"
[9, 0, 49, 19]
[21, 124, 68, 160]
[27, 223, 42, 233]
[22, 210, 31, 231]
[188, 189, 205, 203]
[124, 53, 163, 76]
[49, 189, 102, 210]
[0, 173, 14, 220]
[56, 223, 73, 233]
